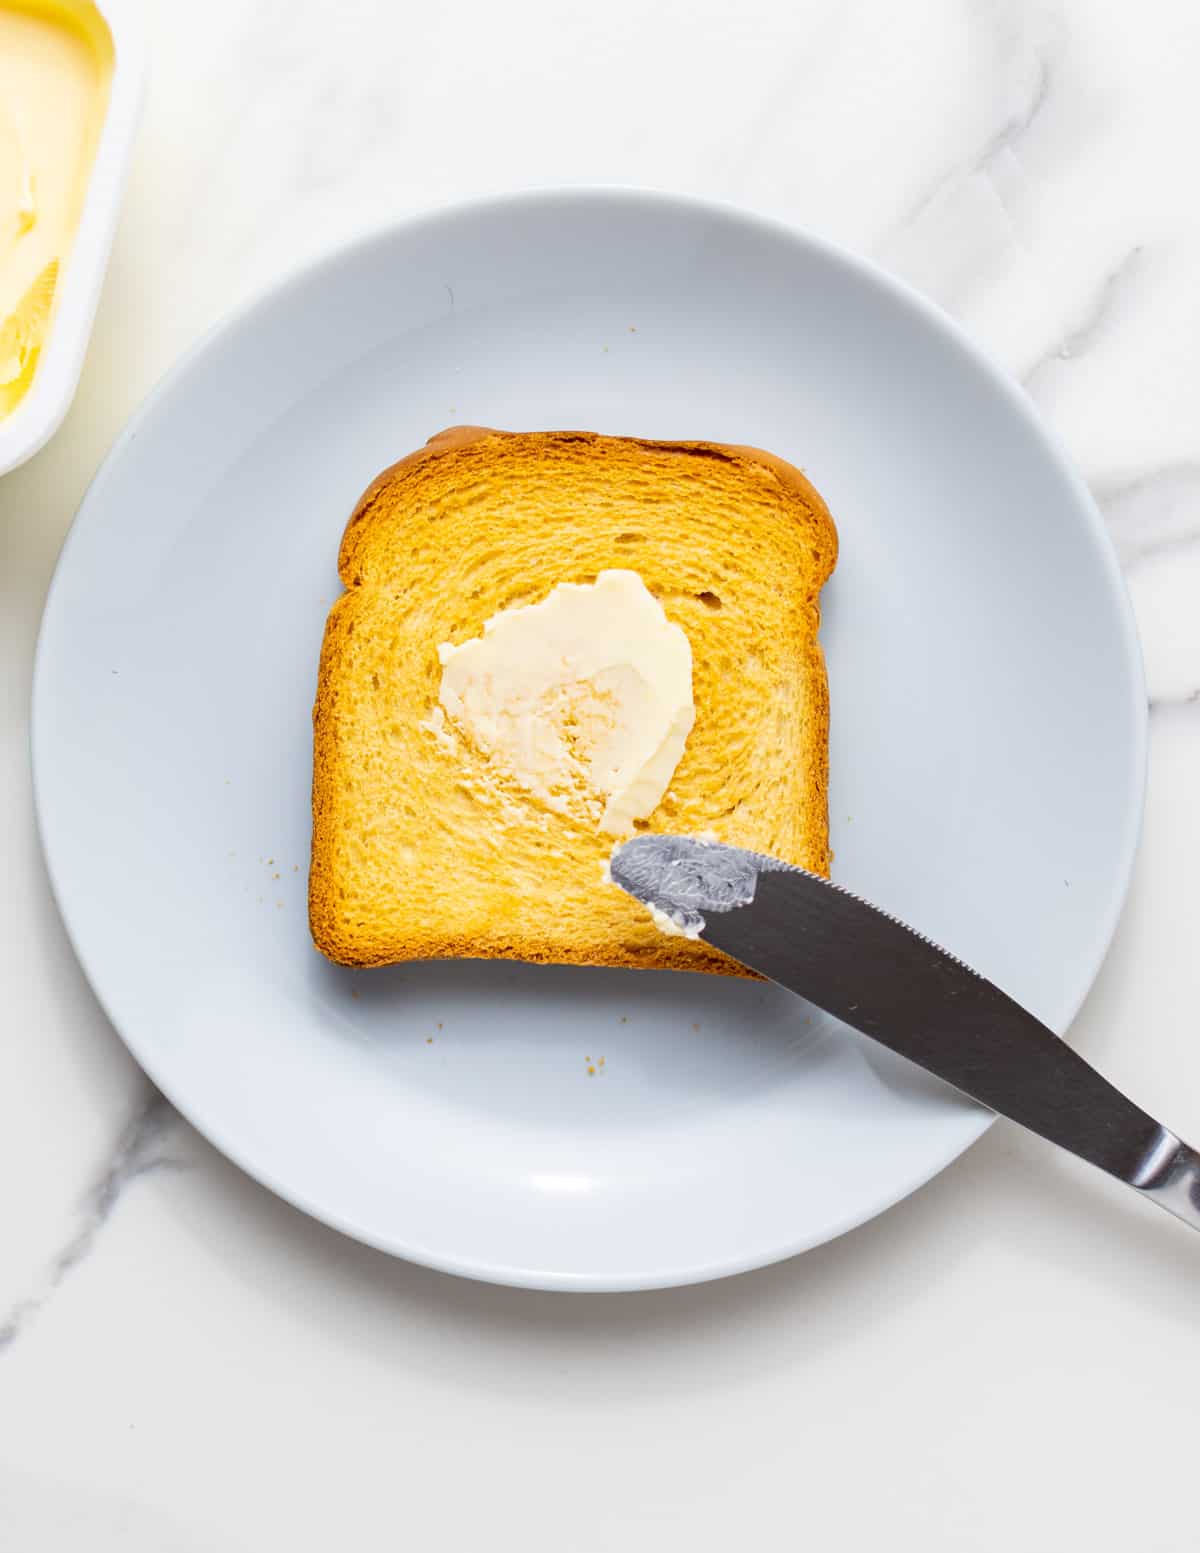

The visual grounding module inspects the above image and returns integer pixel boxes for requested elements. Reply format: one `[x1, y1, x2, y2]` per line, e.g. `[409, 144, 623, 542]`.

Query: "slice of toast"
[310, 427, 837, 974]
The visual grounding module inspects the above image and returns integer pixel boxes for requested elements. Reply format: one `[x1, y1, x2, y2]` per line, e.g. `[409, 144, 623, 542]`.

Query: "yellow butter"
[0, 1, 113, 419]
[432, 569, 696, 835]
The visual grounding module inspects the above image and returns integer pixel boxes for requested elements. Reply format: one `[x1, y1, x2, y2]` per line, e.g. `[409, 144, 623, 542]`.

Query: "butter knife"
[609, 835, 1200, 1233]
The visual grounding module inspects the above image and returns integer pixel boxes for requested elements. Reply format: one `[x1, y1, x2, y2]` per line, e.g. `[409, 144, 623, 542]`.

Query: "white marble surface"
[3, 0, 1200, 1545]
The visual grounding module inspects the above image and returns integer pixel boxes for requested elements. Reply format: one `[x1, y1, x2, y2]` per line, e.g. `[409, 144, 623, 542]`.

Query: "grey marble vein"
[1094, 461, 1200, 568]
[971, 55, 1052, 174]
[1149, 688, 1200, 714]
[0, 1086, 184, 1355]
[889, 54, 1052, 238]
[1022, 245, 1144, 392]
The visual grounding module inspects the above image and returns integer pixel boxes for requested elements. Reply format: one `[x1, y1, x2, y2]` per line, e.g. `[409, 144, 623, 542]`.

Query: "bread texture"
[310, 427, 837, 974]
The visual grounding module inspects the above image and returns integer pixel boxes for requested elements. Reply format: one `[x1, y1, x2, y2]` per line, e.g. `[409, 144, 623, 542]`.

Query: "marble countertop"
[3, 0, 1200, 1546]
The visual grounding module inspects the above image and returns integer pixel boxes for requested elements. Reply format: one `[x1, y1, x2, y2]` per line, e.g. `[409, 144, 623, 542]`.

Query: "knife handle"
[1133, 1132, 1200, 1233]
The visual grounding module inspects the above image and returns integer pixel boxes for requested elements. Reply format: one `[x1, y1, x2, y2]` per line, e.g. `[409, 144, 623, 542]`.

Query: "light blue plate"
[33, 190, 1145, 1289]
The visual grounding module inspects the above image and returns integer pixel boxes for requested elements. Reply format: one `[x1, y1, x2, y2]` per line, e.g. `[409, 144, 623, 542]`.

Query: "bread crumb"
[426, 1036, 434, 1045]
[350, 989, 360, 1000]
[598, 1056, 605, 1067]
[628, 325, 637, 332]
[691, 1022, 700, 1032]
[293, 864, 300, 873]
[273, 872, 280, 880]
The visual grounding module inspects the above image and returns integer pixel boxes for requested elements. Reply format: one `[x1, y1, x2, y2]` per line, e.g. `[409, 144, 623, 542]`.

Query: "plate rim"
[31, 185, 1148, 1290]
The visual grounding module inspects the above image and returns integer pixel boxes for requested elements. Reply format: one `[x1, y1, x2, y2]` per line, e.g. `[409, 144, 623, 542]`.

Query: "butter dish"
[0, 0, 144, 477]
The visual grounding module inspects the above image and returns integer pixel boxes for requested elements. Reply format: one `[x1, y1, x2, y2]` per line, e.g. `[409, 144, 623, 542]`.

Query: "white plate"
[33, 190, 1145, 1290]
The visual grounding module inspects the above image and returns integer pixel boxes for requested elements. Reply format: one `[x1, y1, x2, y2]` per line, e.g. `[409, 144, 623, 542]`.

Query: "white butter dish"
[0, 0, 144, 477]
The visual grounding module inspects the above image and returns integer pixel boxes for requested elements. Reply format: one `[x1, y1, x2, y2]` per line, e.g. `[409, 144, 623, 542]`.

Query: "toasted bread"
[310, 427, 837, 973]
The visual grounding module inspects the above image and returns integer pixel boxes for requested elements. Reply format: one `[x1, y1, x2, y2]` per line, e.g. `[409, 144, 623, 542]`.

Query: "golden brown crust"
[311, 427, 837, 972]
[339, 427, 837, 592]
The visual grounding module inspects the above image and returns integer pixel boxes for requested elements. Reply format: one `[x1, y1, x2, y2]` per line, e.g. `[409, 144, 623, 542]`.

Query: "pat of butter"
[647, 901, 702, 939]
[434, 569, 695, 834]
[0, 1, 114, 419]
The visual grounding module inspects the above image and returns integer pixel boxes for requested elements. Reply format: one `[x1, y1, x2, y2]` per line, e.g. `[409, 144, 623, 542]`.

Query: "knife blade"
[608, 835, 1200, 1233]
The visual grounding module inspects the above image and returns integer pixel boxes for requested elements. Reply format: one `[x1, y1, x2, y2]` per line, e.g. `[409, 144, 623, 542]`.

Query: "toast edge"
[311, 427, 835, 971]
